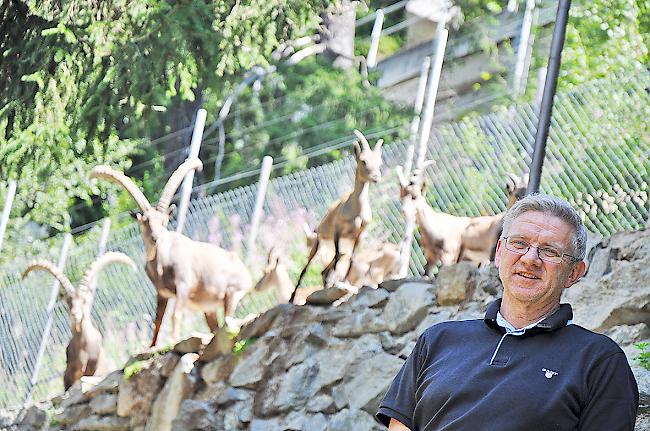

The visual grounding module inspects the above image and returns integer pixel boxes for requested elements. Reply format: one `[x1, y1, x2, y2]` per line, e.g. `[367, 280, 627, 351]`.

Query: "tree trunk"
[320, 0, 357, 69]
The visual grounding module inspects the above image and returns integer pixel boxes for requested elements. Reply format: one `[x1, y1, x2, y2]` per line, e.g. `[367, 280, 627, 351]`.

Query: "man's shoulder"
[421, 317, 486, 338]
[561, 323, 626, 355]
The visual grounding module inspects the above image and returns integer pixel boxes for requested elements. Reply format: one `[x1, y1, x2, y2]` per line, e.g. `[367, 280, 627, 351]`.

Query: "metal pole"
[404, 56, 432, 178]
[512, 0, 537, 97]
[176, 109, 207, 234]
[88, 218, 112, 292]
[24, 233, 72, 406]
[0, 180, 17, 255]
[527, 0, 571, 194]
[246, 156, 273, 262]
[399, 22, 448, 277]
[367, 9, 385, 68]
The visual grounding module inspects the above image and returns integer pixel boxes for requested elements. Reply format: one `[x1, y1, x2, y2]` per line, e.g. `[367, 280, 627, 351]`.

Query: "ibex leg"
[342, 235, 362, 281]
[204, 311, 219, 332]
[150, 294, 168, 347]
[291, 239, 320, 303]
[322, 233, 342, 288]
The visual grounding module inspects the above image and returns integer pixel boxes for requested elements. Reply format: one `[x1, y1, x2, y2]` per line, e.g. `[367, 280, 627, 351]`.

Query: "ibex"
[397, 164, 526, 274]
[22, 252, 136, 390]
[254, 248, 334, 305]
[346, 242, 402, 287]
[291, 130, 383, 302]
[90, 158, 253, 347]
[304, 225, 401, 287]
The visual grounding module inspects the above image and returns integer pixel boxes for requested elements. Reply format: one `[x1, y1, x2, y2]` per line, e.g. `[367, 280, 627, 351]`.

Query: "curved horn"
[90, 166, 152, 212]
[156, 158, 203, 212]
[374, 138, 384, 152]
[505, 172, 519, 192]
[22, 260, 75, 298]
[395, 165, 408, 188]
[353, 129, 370, 151]
[80, 252, 137, 294]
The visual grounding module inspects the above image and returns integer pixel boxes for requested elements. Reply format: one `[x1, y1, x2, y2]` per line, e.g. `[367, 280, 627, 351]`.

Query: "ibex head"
[90, 158, 203, 255]
[23, 252, 136, 332]
[505, 172, 529, 207]
[353, 130, 383, 183]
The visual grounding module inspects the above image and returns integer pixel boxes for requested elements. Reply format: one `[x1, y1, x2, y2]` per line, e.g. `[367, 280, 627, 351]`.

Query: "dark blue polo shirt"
[377, 300, 639, 430]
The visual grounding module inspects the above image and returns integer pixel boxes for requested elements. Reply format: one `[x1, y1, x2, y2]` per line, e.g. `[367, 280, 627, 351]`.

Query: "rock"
[237, 304, 292, 341]
[255, 358, 320, 416]
[306, 286, 349, 305]
[171, 399, 221, 431]
[200, 354, 235, 384]
[73, 414, 131, 430]
[605, 324, 650, 346]
[174, 333, 213, 355]
[436, 261, 477, 305]
[146, 353, 199, 431]
[228, 339, 270, 389]
[332, 308, 388, 337]
[199, 329, 233, 362]
[85, 371, 123, 397]
[380, 277, 429, 292]
[89, 393, 118, 415]
[564, 258, 650, 332]
[116, 357, 165, 418]
[340, 352, 403, 413]
[382, 281, 434, 334]
[326, 408, 384, 431]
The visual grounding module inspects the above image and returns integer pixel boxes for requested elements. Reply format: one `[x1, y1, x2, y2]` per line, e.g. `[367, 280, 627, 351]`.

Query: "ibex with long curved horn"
[90, 158, 253, 347]
[22, 252, 136, 390]
[397, 164, 527, 274]
[290, 130, 383, 302]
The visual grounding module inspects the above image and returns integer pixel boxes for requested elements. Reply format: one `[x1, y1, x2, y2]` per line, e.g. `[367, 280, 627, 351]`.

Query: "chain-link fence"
[1, 68, 648, 409]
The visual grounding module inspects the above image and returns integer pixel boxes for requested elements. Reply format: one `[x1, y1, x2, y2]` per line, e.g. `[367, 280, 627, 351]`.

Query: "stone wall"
[4, 229, 648, 431]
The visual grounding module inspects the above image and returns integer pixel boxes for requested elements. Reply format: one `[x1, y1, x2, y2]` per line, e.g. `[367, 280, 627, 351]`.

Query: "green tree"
[0, 0, 333, 231]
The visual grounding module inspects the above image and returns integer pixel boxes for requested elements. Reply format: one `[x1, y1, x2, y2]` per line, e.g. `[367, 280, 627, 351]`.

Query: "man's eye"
[510, 240, 529, 248]
[540, 248, 561, 258]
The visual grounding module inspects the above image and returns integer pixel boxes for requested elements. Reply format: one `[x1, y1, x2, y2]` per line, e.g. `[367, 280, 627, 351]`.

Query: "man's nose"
[520, 245, 543, 263]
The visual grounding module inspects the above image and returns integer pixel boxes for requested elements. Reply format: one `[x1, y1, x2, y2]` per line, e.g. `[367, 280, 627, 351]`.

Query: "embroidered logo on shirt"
[542, 368, 558, 379]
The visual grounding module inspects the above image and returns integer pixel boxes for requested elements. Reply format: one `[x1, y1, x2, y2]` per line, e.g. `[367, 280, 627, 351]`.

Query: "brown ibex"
[22, 252, 136, 390]
[90, 158, 253, 347]
[254, 249, 329, 305]
[291, 130, 383, 302]
[397, 165, 526, 274]
[303, 224, 401, 287]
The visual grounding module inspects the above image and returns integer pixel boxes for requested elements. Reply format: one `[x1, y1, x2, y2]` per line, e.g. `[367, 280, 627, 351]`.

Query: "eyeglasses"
[503, 237, 578, 264]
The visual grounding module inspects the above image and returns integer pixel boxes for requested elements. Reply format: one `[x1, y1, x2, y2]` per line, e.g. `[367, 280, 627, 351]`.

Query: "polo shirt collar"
[485, 299, 573, 334]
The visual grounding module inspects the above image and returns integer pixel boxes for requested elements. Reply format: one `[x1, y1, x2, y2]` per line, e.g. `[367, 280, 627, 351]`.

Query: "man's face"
[495, 211, 586, 307]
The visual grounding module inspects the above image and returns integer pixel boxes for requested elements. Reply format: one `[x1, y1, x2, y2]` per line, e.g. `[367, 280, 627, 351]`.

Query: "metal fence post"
[246, 156, 274, 262]
[404, 56, 432, 178]
[0, 180, 17, 255]
[512, 0, 537, 97]
[176, 109, 207, 234]
[23, 233, 73, 406]
[399, 21, 449, 277]
[527, 0, 571, 194]
[367, 9, 385, 68]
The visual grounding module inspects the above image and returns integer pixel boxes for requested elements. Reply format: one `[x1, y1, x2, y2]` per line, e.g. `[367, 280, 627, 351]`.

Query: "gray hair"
[501, 193, 587, 260]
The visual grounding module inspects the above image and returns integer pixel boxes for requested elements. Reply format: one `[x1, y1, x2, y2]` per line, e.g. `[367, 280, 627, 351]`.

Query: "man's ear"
[564, 260, 587, 288]
[494, 238, 504, 267]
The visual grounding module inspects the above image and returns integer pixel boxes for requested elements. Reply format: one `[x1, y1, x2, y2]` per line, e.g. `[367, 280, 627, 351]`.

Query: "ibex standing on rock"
[291, 130, 383, 302]
[90, 158, 253, 347]
[397, 164, 527, 274]
[23, 252, 136, 390]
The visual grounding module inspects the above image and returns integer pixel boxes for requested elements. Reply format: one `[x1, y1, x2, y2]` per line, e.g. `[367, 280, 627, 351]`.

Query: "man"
[377, 193, 639, 430]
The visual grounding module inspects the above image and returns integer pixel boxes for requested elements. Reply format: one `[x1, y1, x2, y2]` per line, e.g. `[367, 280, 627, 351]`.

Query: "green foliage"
[636, 342, 650, 371]
[233, 337, 257, 355]
[123, 360, 145, 380]
[557, 0, 648, 88]
[0, 0, 334, 233]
